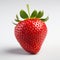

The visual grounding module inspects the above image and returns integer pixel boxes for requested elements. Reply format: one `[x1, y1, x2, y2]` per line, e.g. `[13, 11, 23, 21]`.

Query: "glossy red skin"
[15, 18, 47, 54]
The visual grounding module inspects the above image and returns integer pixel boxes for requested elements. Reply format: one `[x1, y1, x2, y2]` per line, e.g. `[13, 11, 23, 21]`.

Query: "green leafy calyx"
[20, 10, 29, 19]
[30, 10, 37, 18]
[14, 4, 49, 24]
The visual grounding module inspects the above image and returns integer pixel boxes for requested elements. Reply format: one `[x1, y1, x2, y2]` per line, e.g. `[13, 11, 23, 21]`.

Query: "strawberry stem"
[26, 4, 30, 18]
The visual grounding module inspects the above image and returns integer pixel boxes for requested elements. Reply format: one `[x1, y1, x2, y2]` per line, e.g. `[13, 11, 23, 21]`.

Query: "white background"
[0, 0, 60, 60]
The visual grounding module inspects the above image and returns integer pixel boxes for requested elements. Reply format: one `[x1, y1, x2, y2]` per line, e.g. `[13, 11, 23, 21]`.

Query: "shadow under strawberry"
[4, 47, 31, 55]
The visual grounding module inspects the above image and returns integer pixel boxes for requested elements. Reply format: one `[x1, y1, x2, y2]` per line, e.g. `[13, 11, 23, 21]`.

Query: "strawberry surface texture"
[15, 18, 47, 54]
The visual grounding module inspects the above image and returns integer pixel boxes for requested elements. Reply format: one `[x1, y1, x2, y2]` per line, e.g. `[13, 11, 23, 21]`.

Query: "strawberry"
[14, 4, 49, 54]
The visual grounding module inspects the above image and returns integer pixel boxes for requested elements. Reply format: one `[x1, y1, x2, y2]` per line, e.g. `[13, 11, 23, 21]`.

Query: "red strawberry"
[14, 4, 49, 54]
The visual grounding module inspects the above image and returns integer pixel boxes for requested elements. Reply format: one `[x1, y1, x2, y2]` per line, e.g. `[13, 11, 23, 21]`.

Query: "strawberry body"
[15, 18, 47, 54]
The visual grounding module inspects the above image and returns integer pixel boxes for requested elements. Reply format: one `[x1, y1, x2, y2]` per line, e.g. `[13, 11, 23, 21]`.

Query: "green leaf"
[30, 10, 37, 18]
[36, 11, 44, 18]
[16, 14, 19, 20]
[20, 10, 29, 19]
[13, 22, 17, 25]
[40, 16, 49, 22]
[15, 19, 20, 22]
